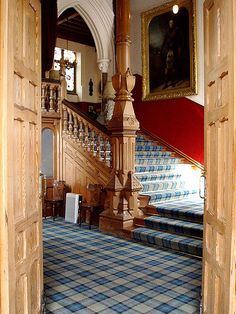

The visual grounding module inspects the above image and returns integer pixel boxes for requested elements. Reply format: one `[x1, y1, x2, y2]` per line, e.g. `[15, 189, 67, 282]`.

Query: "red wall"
[133, 75, 204, 165]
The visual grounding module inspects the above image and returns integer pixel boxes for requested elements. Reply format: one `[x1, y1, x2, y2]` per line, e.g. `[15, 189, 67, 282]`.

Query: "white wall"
[56, 38, 101, 103]
[130, 0, 204, 105]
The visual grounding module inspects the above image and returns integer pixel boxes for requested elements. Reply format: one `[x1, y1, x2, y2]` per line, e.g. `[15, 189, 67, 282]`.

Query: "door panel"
[203, 0, 235, 313]
[0, 0, 42, 313]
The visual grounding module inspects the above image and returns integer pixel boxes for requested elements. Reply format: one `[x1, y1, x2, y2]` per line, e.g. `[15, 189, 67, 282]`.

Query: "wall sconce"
[89, 78, 93, 96]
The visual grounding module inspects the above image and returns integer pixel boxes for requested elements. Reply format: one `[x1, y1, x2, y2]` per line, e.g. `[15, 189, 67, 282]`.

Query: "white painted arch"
[58, 0, 115, 76]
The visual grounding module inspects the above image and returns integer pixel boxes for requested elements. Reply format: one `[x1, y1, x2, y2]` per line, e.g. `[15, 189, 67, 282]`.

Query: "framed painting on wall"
[142, 0, 197, 100]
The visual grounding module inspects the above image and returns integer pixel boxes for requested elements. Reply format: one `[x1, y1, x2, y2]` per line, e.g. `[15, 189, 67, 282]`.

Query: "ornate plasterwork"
[97, 59, 110, 73]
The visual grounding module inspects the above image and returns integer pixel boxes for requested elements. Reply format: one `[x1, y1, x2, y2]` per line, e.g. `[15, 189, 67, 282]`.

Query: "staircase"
[130, 133, 204, 258]
[51, 97, 204, 257]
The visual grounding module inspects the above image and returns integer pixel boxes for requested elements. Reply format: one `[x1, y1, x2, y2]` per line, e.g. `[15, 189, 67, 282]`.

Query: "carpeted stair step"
[136, 145, 165, 151]
[135, 151, 173, 158]
[135, 157, 185, 165]
[144, 216, 203, 239]
[136, 137, 161, 145]
[135, 164, 180, 173]
[136, 172, 182, 182]
[131, 227, 202, 257]
[142, 188, 198, 203]
[150, 198, 204, 223]
[141, 180, 187, 192]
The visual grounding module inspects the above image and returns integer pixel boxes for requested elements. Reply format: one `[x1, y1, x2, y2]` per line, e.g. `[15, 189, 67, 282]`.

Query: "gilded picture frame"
[142, 0, 197, 101]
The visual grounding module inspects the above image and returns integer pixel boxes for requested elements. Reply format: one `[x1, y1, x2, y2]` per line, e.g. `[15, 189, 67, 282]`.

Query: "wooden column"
[100, 0, 142, 235]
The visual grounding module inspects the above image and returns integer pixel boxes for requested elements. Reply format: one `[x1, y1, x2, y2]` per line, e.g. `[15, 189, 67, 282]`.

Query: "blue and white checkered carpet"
[44, 219, 202, 313]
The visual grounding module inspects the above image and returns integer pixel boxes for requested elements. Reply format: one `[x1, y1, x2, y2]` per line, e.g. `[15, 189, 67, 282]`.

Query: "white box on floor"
[65, 193, 83, 223]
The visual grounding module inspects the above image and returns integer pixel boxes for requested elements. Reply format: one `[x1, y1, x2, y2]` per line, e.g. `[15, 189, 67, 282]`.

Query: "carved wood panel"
[0, 0, 42, 312]
[62, 140, 110, 202]
[203, 0, 236, 312]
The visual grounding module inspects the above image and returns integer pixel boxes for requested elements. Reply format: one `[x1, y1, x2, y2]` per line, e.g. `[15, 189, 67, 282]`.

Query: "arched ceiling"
[58, 0, 115, 72]
[57, 8, 95, 47]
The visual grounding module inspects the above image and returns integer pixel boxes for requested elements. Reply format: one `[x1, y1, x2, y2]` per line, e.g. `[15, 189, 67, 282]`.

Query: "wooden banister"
[62, 99, 112, 168]
[62, 99, 111, 136]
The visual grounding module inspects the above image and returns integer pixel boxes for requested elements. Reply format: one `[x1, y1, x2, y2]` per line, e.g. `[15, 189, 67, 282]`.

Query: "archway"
[58, 0, 115, 77]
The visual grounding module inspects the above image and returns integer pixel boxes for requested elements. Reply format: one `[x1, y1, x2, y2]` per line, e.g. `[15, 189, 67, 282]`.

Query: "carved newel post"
[100, 0, 143, 234]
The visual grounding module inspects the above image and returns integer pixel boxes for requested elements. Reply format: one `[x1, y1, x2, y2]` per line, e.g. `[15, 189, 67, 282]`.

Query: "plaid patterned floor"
[43, 219, 202, 313]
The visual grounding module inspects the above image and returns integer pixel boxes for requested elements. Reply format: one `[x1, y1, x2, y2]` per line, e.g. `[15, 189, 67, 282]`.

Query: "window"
[42, 128, 54, 177]
[54, 47, 77, 94]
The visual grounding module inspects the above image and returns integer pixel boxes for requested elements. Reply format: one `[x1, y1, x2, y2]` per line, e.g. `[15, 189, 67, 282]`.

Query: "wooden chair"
[43, 179, 66, 220]
[79, 184, 105, 229]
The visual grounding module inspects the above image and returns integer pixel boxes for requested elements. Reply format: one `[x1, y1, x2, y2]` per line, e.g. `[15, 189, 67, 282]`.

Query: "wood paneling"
[0, 0, 42, 312]
[62, 139, 110, 202]
[203, 0, 236, 312]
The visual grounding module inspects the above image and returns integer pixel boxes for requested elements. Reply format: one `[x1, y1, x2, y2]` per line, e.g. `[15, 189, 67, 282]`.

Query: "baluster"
[73, 114, 78, 140]
[90, 129, 95, 155]
[78, 119, 84, 145]
[96, 133, 101, 160]
[84, 124, 89, 151]
[41, 84, 46, 111]
[68, 109, 73, 136]
[107, 138, 112, 167]
[57, 86, 61, 114]
[49, 84, 54, 111]
[103, 137, 108, 164]
[99, 136, 104, 163]
[109, 139, 112, 167]
[62, 105, 68, 133]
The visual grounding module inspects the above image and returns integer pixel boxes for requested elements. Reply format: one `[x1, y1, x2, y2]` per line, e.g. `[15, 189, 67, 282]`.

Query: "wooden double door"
[0, 0, 236, 313]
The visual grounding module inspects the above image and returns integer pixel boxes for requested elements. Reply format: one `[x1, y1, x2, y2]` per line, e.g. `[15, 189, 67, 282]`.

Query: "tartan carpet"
[132, 134, 203, 257]
[43, 219, 201, 313]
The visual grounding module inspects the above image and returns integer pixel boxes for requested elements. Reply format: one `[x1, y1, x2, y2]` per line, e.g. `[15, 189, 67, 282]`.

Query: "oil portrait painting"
[142, 0, 197, 100]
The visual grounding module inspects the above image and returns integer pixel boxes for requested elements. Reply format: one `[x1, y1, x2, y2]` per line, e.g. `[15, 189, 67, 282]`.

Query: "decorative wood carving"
[100, 0, 142, 235]
[62, 140, 110, 202]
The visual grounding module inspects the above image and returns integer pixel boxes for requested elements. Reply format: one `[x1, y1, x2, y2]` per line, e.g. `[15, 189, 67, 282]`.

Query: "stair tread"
[136, 164, 191, 170]
[132, 227, 202, 244]
[136, 171, 182, 177]
[143, 215, 203, 239]
[136, 151, 173, 156]
[136, 156, 180, 160]
[142, 188, 198, 195]
[141, 179, 186, 185]
[131, 227, 202, 256]
[135, 165, 179, 172]
[154, 198, 203, 213]
[144, 215, 203, 230]
[147, 198, 204, 224]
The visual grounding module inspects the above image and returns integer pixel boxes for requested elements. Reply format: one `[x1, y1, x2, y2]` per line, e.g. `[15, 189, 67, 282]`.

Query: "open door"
[0, 0, 42, 313]
[203, 0, 236, 312]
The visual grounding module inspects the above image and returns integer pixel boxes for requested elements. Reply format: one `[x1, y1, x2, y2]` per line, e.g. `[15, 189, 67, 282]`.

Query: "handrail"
[140, 127, 204, 170]
[62, 99, 110, 136]
[62, 99, 112, 168]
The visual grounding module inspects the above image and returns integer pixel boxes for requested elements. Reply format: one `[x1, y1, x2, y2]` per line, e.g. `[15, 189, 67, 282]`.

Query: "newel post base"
[99, 169, 143, 235]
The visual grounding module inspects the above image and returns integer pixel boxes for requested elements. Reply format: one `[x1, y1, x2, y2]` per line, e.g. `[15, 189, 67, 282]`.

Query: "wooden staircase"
[41, 87, 204, 257]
